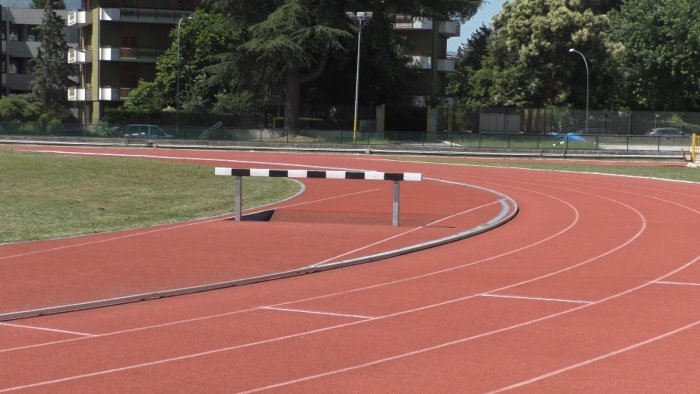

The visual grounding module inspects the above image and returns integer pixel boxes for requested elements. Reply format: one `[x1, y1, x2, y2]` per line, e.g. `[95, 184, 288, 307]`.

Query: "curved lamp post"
[569, 48, 589, 134]
[346, 11, 373, 144]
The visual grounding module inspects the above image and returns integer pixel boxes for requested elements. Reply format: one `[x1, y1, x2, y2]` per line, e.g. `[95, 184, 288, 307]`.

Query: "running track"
[1, 145, 699, 393]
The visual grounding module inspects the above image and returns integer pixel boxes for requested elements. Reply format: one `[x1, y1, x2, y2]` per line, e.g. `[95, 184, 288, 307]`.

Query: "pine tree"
[30, 1, 74, 115]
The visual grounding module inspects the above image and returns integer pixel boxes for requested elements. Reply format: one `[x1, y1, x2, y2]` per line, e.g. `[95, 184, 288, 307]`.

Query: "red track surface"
[1, 145, 699, 393]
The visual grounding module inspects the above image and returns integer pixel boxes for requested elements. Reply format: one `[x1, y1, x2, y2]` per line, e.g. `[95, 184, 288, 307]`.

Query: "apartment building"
[392, 15, 460, 107]
[64, 3, 456, 126]
[1, 7, 77, 95]
[67, 0, 199, 124]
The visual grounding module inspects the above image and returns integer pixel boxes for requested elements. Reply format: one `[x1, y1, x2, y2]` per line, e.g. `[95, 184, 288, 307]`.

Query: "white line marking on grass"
[480, 293, 593, 305]
[262, 307, 373, 320]
[654, 280, 700, 287]
[0, 322, 94, 337]
[23, 149, 368, 172]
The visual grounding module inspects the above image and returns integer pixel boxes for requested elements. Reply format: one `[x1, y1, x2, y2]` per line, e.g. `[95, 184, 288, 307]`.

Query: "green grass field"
[3, 149, 697, 243]
[0, 150, 300, 243]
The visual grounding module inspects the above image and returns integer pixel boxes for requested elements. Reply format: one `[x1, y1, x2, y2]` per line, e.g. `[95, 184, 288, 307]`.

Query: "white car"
[644, 127, 685, 136]
[124, 124, 173, 139]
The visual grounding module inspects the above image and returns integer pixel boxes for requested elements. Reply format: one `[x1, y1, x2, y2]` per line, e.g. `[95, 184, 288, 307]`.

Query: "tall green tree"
[204, 0, 351, 131]
[30, 0, 74, 116]
[203, 0, 482, 131]
[483, 0, 615, 109]
[610, 0, 700, 111]
[490, 0, 610, 108]
[448, 24, 492, 109]
[126, 10, 234, 113]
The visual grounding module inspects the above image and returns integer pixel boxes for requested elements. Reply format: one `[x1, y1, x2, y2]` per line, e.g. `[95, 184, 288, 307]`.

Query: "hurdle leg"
[392, 181, 400, 227]
[235, 176, 242, 221]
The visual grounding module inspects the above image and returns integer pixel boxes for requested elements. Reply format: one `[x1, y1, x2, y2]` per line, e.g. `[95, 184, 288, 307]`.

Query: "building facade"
[1, 7, 78, 96]
[392, 15, 460, 107]
[67, 0, 199, 124]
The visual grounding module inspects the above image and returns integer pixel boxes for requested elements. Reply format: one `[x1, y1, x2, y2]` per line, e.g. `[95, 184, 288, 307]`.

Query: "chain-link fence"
[2, 106, 700, 144]
[455, 108, 700, 135]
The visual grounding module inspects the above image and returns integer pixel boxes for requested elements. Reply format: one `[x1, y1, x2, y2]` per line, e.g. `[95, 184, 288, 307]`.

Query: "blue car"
[551, 131, 586, 142]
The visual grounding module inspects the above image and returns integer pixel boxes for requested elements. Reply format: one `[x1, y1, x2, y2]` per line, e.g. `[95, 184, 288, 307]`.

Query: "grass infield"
[0, 149, 301, 243]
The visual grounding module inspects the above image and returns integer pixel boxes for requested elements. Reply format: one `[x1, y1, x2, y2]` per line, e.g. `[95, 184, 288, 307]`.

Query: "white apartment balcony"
[393, 15, 460, 37]
[68, 87, 91, 101]
[67, 48, 90, 64]
[4, 40, 41, 58]
[99, 87, 132, 101]
[3, 73, 32, 91]
[411, 56, 456, 72]
[437, 58, 456, 72]
[67, 10, 91, 26]
[411, 56, 431, 69]
[98, 47, 163, 62]
[99, 8, 191, 24]
[393, 15, 433, 30]
[439, 21, 460, 37]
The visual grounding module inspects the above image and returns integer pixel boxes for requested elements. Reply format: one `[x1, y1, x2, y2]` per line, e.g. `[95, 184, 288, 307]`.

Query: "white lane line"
[20, 150, 364, 172]
[0, 187, 379, 263]
[238, 256, 699, 394]
[1, 187, 580, 354]
[262, 307, 373, 320]
[310, 199, 502, 267]
[0, 170, 663, 392]
[0, 322, 95, 337]
[487, 319, 700, 393]
[480, 293, 593, 305]
[654, 280, 700, 287]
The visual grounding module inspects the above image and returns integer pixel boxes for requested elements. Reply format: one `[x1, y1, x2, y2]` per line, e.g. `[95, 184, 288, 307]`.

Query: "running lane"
[1, 146, 514, 318]
[0, 147, 698, 393]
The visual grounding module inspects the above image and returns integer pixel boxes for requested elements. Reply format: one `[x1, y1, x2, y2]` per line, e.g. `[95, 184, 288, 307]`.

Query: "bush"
[0, 95, 42, 122]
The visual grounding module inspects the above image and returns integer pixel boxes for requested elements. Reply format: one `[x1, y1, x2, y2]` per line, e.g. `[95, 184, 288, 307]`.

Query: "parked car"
[124, 124, 173, 139]
[576, 127, 610, 135]
[551, 131, 586, 142]
[643, 127, 685, 136]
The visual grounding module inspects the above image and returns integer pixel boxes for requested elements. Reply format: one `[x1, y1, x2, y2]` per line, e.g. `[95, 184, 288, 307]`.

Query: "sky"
[447, 0, 508, 53]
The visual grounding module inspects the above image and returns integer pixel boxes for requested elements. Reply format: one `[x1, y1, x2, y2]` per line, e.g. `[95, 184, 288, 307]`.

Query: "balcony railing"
[393, 15, 433, 30]
[99, 8, 191, 24]
[437, 58, 455, 72]
[67, 10, 91, 26]
[98, 87, 132, 101]
[410, 56, 455, 72]
[5, 41, 41, 58]
[68, 87, 91, 101]
[98, 47, 164, 62]
[438, 21, 460, 37]
[68, 48, 91, 64]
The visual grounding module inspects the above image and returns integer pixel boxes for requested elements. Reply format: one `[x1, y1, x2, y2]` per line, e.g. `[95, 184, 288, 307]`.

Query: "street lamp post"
[569, 48, 589, 134]
[176, 16, 190, 135]
[346, 11, 373, 144]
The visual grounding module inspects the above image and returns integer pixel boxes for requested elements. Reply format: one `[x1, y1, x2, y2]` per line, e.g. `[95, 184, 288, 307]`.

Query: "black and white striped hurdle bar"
[215, 167, 422, 226]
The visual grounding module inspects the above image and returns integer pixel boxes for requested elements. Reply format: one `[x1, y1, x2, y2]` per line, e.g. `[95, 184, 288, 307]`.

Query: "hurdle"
[215, 168, 422, 226]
